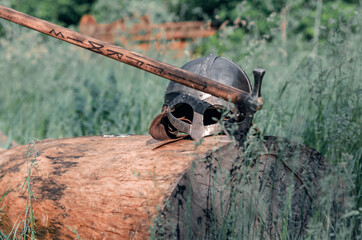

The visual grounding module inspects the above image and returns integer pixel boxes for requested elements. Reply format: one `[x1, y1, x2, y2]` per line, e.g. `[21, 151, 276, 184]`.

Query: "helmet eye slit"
[170, 103, 193, 124]
[203, 106, 224, 126]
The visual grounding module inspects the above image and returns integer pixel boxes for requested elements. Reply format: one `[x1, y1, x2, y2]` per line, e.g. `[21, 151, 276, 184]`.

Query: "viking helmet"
[149, 54, 252, 140]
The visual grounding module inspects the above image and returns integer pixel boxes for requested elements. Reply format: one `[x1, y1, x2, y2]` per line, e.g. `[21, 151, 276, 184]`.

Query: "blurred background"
[0, 0, 360, 238]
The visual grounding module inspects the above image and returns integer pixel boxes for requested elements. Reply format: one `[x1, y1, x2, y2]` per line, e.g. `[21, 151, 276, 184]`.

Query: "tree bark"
[0, 135, 230, 239]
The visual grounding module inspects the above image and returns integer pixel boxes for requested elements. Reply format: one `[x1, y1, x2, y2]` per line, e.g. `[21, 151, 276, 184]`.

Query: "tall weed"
[152, 3, 361, 238]
[0, 140, 38, 239]
[0, 18, 187, 146]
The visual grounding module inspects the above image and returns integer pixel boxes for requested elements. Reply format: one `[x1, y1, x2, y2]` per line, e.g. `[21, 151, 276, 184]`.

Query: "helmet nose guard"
[149, 54, 253, 141]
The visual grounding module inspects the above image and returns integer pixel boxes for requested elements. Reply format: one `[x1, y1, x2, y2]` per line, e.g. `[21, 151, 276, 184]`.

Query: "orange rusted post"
[0, 5, 252, 106]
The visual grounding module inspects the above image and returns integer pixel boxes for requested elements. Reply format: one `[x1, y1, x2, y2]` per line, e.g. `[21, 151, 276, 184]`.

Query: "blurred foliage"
[6, 0, 96, 26]
[165, 0, 357, 30]
[190, 0, 359, 55]
[0, 0, 359, 41]
[90, 0, 174, 23]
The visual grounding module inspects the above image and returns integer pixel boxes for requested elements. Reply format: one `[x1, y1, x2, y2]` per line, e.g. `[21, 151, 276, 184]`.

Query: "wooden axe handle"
[0, 5, 250, 104]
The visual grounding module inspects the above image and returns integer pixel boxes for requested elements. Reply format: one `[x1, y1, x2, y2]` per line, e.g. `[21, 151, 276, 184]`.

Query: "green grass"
[0, 141, 38, 239]
[0, 22, 189, 144]
[0, 3, 361, 239]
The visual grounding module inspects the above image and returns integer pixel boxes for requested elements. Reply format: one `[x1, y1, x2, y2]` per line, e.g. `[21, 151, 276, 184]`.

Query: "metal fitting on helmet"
[149, 54, 252, 140]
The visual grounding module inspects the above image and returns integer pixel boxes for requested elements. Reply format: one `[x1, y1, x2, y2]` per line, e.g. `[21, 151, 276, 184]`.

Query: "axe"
[0, 5, 264, 115]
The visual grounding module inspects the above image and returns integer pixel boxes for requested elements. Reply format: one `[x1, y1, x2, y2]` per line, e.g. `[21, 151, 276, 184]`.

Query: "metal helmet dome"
[149, 54, 252, 140]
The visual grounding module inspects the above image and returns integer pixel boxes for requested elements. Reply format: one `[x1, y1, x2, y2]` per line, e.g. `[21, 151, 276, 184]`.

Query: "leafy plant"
[91, 0, 174, 23]
[8, 0, 96, 26]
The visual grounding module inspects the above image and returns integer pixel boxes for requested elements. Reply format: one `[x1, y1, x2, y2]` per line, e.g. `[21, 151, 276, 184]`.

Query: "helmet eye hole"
[170, 103, 193, 124]
[203, 106, 224, 126]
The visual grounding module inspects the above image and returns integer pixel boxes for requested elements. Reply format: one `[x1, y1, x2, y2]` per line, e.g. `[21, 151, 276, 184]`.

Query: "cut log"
[0, 135, 326, 239]
[0, 135, 231, 239]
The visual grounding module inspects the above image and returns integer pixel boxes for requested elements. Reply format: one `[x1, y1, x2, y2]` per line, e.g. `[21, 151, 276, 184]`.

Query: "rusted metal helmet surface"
[149, 54, 252, 140]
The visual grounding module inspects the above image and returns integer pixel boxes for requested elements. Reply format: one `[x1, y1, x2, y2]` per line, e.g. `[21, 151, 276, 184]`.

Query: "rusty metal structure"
[78, 15, 217, 53]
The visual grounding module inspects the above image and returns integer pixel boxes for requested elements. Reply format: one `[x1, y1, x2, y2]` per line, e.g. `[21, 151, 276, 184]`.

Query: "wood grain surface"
[0, 135, 230, 239]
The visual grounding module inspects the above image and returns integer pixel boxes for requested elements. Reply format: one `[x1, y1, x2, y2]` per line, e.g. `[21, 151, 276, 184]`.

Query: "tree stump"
[0, 135, 326, 239]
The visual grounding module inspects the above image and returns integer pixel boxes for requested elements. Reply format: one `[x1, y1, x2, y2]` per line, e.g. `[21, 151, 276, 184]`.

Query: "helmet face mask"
[165, 93, 224, 140]
[149, 54, 252, 141]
